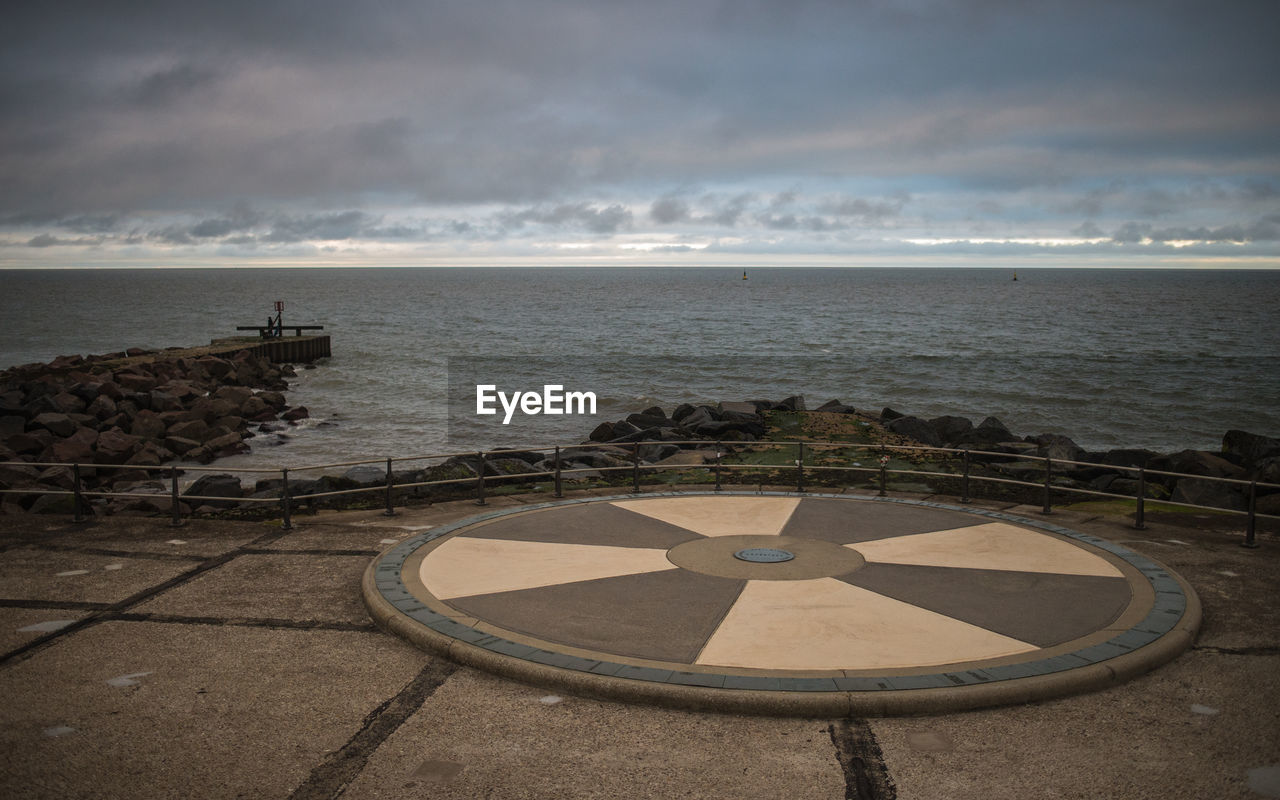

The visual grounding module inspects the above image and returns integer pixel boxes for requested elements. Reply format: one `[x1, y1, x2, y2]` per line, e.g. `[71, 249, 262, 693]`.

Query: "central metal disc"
[733, 547, 795, 563]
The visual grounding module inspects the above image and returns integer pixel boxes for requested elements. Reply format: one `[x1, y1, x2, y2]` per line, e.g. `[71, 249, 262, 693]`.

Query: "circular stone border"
[362, 492, 1201, 716]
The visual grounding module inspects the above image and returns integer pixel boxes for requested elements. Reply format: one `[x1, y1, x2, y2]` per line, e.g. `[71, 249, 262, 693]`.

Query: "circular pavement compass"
[363, 493, 1200, 715]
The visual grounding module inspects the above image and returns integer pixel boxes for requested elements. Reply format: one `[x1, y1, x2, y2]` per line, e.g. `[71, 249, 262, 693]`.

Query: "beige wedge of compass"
[413, 495, 1136, 672]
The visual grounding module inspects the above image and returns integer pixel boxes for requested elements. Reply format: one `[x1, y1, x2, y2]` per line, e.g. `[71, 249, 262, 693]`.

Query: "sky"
[2, 0, 1278, 269]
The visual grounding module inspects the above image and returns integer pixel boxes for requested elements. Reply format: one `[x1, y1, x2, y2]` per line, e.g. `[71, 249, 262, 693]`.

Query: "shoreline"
[1, 345, 1278, 520]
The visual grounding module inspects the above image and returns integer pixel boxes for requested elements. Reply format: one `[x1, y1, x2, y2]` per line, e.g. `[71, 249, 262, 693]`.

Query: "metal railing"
[2, 440, 1275, 548]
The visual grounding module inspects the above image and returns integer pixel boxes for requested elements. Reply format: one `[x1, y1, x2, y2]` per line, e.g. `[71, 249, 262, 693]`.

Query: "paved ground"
[1, 486, 1278, 799]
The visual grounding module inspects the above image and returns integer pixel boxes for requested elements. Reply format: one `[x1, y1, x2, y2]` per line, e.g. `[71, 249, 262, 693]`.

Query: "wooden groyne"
[207, 335, 330, 364]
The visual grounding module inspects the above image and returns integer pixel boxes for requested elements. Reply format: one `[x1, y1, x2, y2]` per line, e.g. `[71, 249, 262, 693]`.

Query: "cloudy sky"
[2, 0, 1278, 268]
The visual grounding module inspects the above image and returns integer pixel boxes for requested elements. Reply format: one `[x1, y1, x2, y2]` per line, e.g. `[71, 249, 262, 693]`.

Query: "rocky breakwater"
[880, 408, 1280, 515]
[0, 347, 310, 514]
[178, 397, 798, 514]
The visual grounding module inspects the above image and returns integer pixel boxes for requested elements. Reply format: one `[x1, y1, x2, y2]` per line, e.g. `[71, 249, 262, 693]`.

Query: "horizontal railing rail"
[1, 439, 1275, 547]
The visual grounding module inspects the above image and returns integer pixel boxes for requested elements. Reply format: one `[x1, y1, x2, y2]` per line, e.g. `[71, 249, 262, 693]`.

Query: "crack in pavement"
[829, 719, 897, 800]
[287, 659, 458, 800]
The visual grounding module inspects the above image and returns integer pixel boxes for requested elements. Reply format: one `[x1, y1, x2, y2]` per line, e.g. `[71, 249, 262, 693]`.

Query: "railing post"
[280, 467, 293, 530]
[632, 442, 641, 494]
[474, 451, 487, 506]
[714, 442, 723, 492]
[72, 463, 85, 523]
[170, 466, 183, 527]
[1243, 478, 1259, 549]
[960, 449, 972, 503]
[553, 446, 563, 498]
[878, 454, 888, 497]
[383, 457, 396, 517]
[1134, 468, 1146, 530]
[1042, 457, 1053, 514]
[796, 442, 805, 493]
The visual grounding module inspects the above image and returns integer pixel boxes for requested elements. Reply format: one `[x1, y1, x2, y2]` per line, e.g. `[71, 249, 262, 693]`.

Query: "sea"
[2, 267, 1278, 472]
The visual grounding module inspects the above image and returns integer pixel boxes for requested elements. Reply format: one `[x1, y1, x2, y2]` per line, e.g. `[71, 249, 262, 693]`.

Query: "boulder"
[775, 395, 806, 412]
[0, 415, 25, 437]
[47, 391, 86, 414]
[94, 429, 142, 464]
[928, 416, 973, 445]
[50, 427, 98, 463]
[37, 465, 75, 490]
[886, 416, 943, 448]
[1222, 429, 1280, 467]
[880, 407, 905, 422]
[1029, 433, 1084, 462]
[281, 406, 309, 422]
[240, 395, 269, 419]
[97, 380, 124, 401]
[343, 464, 387, 485]
[205, 432, 250, 457]
[608, 420, 641, 439]
[167, 419, 211, 443]
[114, 372, 157, 393]
[214, 415, 245, 433]
[638, 443, 680, 463]
[30, 412, 78, 438]
[1256, 456, 1280, 486]
[1147, 450, 1245, 480]
[0, 463, 40, 487]
[5, 430, 51, 455]
[1257, 493, 1280, 516]
[0, 390, 27, 415]
[125, 441, 171, 467]
[1171, 477, 1245, 511]
[86, 394, 118, 420]
[815, 400, 857, 414]
[626, 412, 673, 430]
[214, 385, 255, 407]
[129, 410, 167, 441]
[677, 407, 717, 429]
[487, 458, 541, 476]
[194, 356, 233, 379]
[148, 390, 185, 413]
[641, 406, 667, 419]
[1093, 449, 1157, 469]
[28, 493, 81, 515]
[183, 474, 245, 508]
[551, 449, 629, 469]
[691, 419, 766, 439]
[671, 404, 698, 423]
[954, 417, 1015, 448]
[164, 436, 201, 456]
[719, 401, 759, 416]
[587, 421, 615, 442]
[256, 390, 287, 410]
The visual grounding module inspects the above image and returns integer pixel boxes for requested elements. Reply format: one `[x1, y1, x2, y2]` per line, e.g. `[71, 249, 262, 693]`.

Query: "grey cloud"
[27, 233, 104, 247]
[706, 194, 754, 227]
[500, 203, 633, 234]
[1109, 216, 1280, 244]
[0, 0, 1275, 266]
[650, 197, 690, 224]
[129, 65, 220, 108]
[820, 195, 907, 221]
[265, 211, 372, 243]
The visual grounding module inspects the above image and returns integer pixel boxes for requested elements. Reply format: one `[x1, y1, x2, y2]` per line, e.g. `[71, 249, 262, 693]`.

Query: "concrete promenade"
[1, 488, 1277, 799]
